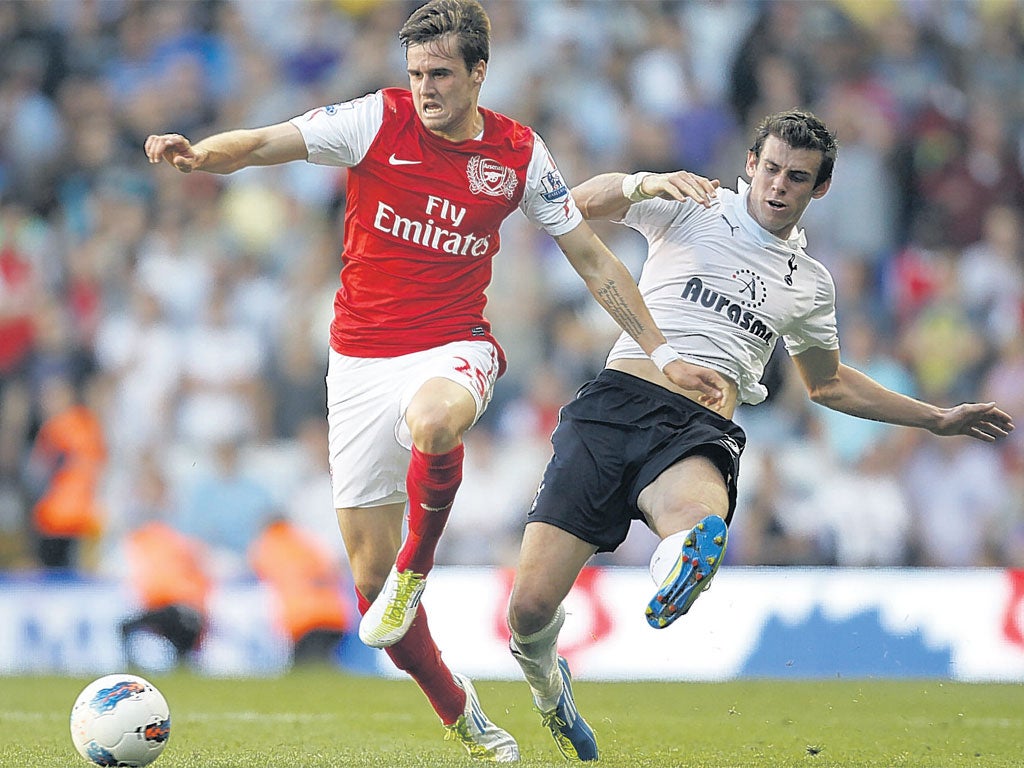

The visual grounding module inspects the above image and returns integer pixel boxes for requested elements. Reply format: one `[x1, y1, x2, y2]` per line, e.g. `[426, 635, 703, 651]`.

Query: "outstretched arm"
[554, 222, 729, 407]
[793, 346, 1015, 442]
[144, 122, 307, 174]
[572, 170, 720, 221]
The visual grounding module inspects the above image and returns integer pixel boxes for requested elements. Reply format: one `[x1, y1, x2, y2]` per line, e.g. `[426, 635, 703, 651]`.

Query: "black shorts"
[527, 368, 746, 553]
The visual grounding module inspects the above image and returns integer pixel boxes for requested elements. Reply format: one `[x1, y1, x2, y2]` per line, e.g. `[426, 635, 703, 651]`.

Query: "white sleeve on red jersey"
[519, 134, 584, 237]
[289, 91, 384, 167]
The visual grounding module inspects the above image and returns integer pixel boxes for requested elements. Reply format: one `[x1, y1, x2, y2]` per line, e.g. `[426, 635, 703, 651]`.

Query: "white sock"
[650, 530, 691, 586]
[509, 604, 565, 711]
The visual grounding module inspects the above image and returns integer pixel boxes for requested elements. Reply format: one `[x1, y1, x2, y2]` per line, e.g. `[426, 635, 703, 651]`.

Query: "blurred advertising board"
[2, 568, 1023, 680]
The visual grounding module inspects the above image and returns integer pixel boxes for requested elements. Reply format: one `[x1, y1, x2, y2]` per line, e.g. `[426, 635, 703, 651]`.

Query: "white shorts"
[326, 340, 501, 509]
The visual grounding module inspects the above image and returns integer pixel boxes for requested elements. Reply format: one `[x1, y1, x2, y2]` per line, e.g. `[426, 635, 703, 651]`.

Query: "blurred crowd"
[2, 0, 1023, 587]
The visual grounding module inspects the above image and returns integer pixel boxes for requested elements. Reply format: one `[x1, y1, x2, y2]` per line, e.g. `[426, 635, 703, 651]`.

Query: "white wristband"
[650, 343, 682, 372]
[622, 172, 654, 203]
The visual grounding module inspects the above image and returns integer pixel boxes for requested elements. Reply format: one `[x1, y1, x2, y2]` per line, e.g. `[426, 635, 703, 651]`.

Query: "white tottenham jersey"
[606, 179, 839, 405]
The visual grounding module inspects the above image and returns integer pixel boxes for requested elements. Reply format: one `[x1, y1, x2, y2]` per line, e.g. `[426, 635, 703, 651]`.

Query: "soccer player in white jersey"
[144, 0, 726, 761]
[506, 109, 1015, 760]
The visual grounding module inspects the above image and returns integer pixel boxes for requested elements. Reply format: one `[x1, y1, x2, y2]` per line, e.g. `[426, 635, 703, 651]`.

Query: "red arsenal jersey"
[292, 88, 583, 375]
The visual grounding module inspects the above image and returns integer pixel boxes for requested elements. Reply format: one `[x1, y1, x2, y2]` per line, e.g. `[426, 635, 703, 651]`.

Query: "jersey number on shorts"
[454, 356, 489, 397]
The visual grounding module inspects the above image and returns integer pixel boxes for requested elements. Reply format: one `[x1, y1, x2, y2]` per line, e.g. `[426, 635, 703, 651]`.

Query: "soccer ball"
[70, 673, 171, 767]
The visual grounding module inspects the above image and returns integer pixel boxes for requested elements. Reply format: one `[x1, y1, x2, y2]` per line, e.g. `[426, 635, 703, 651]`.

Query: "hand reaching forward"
[144, 133, 205, 173]
[662, 359, 730, 410]
[642, 171, 721, 208]
[929, 402, 1015, 442]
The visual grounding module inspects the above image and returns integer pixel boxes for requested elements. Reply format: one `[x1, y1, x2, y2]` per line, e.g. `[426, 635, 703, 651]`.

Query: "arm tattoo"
[596, 279, 645, 338]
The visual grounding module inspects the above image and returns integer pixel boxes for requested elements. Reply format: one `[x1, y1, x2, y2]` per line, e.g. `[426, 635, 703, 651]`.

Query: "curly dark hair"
[749, 110, 839, 188]
[399, 0, 491, 73]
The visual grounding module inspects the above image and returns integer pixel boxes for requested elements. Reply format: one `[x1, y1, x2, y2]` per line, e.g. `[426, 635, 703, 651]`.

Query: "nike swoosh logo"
[388, 154, 422, 166]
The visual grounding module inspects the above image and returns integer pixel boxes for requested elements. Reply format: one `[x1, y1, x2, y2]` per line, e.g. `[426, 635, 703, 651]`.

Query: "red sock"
[356, 589, 466, 724]
[396, 444, 463, 576]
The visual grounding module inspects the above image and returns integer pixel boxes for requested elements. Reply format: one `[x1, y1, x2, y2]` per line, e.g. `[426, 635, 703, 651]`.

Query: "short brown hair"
[399, 0, 491, 73]
[750, 110, 838, 188]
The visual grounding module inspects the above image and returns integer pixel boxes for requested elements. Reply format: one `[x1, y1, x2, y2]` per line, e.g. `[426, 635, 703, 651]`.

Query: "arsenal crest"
[467, 155, 518, 199]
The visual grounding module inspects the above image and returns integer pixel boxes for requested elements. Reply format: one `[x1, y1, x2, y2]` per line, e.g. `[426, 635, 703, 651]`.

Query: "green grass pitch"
[1, 670, 1020, 767]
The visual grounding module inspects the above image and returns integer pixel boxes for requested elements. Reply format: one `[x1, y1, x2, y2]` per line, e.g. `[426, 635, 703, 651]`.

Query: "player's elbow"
[805, 377, 843, 407]
[571, 177, 629, 221]
[571, 186, 597, 219]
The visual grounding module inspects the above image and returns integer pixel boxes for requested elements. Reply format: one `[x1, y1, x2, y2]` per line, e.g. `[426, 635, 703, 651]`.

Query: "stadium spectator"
[176, 439, 275, 575]
[956, 203, 1024, 348]
[904, 437, 1008, 567]
[814, 312, 917, 467]
[248, 515, 352, 667]
[727, 449, 825, 566]
[1, 37, 67, 211]
[981, 335, 1024, 473]
[793, 440, 914, 566]
[265, 320, 329, 443]
[923, 94, 1024, 249]
[119, 512, 213, 673]
[728, 1, 816, 130]
[273, 416, 346, 562]
[506, 109, 1014, 761]
[900, 250, 988, 404]
[176, 279, 269, 446]
[801, 76, 900, 264]
[867, 6, 955, 131]
[142, 0, 723, 762]
[93, 284, 182, 458]
[132, 202, 216, 329]
[0, 203, 42, 482]
[23, 374, 106, 570]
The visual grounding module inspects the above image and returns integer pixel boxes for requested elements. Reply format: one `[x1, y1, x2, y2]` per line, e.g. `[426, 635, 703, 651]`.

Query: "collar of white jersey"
[727, 178, 807, 250]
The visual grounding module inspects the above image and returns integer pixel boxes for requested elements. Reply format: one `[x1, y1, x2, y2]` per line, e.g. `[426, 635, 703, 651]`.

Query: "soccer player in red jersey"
[145, 0, 726, 760]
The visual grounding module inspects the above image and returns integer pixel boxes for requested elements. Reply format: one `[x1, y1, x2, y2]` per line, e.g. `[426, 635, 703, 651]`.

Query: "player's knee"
[406, 406, 463, 452]
[350, 564, 391, 604]
[677, 500, 718, 526]
[655, 500, 725, 538]
[507, 589, 558, 637]
[405, 386, 476, 452]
